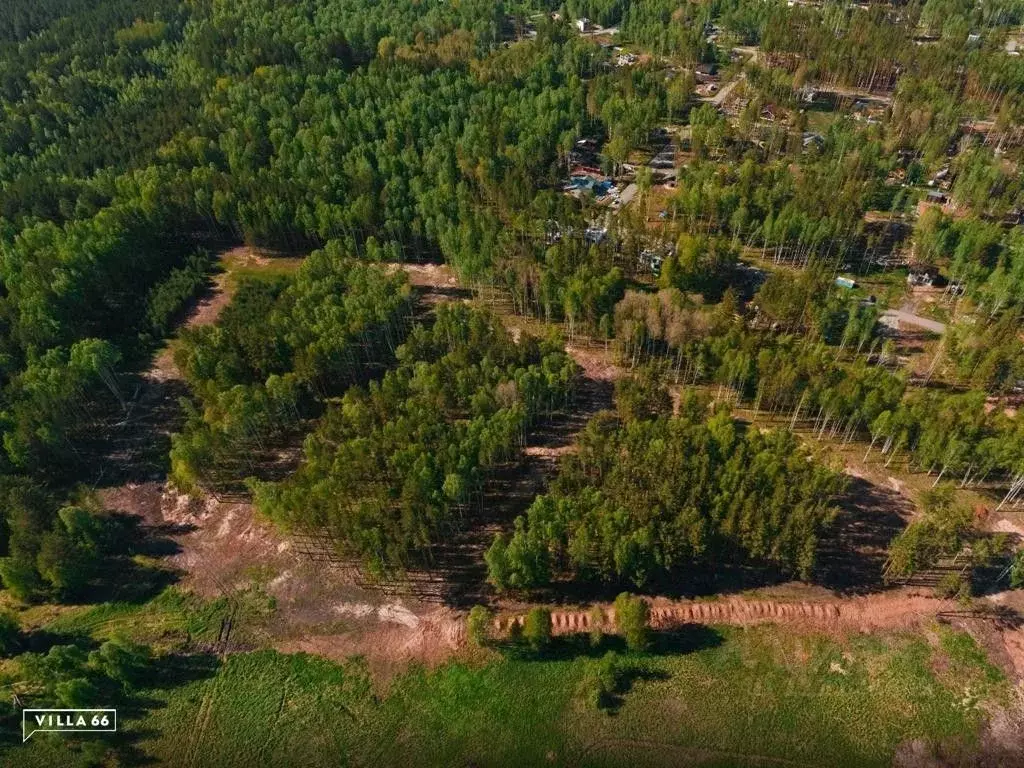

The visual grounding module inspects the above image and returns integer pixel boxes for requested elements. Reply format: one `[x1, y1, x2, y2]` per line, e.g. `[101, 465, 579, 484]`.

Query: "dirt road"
[880, 307, 947, 334]
[97, 255, 1023, 680]
[706, 75, 742, 107]
[497, 590, 1024, 681]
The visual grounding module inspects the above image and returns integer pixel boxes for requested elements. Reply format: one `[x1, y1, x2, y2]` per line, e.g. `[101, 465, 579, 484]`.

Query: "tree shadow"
[84, 560, 180, 605]
[650, 624, 724, 655]
[498, 623, 724, 663]
[92, 653, 222, 766]
[525, 562, 792, 606]
[813, 475, 911, 595]
[498, 626, 722, 717]
[598, 666, 673, 716]
[59, 512, 184, 606]
[67, 374, 191, 488]
[16, 628, 99, 657]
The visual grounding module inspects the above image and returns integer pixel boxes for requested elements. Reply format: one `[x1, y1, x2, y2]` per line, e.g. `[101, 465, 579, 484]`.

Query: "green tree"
[522, 607, 553, 652]
[467, 605, 493, 647]
[89, 637, 152, 691]
[614, 593, 651, 652]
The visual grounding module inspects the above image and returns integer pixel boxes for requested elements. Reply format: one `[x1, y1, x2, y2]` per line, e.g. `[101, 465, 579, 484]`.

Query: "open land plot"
[27, 255, 1021, 768]
[5, 622, 1010, 768]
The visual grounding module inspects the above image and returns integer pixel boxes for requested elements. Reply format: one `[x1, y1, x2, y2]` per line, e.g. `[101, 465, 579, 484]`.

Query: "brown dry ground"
[97, 249, 463, 677]
[95, 252, 1024, 692]
[497, 590, 977, 638]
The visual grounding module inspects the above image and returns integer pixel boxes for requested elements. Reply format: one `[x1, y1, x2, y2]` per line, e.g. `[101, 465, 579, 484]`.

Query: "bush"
[1009, 550, 1024, 589]
[35, 506, 107, 600]
[614, 593, 651, 652]
[0, 556, 44, 602]
[467, 605, 492, 647]
[89, 637, 152, 691]
[934, 572, 972, 603]
[522, 607, 552, 652]
[583, 651, 624, 712]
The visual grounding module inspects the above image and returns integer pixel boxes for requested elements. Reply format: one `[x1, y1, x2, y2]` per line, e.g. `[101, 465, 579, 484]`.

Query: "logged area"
[0, 0, 1024, 766]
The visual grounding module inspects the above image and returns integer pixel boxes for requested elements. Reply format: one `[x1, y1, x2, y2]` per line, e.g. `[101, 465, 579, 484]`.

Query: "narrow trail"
[90, 248, 242, 487]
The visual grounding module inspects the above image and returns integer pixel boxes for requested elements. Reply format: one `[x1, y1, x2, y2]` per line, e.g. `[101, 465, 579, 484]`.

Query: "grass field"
[5, 620, 1005, 768]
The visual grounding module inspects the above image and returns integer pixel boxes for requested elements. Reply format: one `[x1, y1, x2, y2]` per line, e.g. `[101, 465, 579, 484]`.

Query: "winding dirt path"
[96, 257, 1024, 682]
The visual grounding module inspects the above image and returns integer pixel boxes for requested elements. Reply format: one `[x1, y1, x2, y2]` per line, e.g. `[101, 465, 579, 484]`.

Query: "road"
[812, 83, 893, 103]
[700, 75, 742, 107]
[581, 25, 618, 37]
[733, 45, 760, 64]
[880, 308, 947, 334]
[618, 182, 638, 208]
[697, 46, 759, 108]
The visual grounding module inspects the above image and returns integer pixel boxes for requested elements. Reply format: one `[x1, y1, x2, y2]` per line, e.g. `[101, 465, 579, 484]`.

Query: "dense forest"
[0, 0, 1020, 599]
[251, 304, 577, 575]
[2, 2, 1024, 764]
[486, 388, 845, 589]
[170, 241, 412, 492]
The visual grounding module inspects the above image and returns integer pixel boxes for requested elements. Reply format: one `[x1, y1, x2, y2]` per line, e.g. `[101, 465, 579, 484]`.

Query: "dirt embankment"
[98, 255, 1024, 682]
[496, 590, 1024, 686]
[101, 479, 464, 676]
[497, 590, 957, 636]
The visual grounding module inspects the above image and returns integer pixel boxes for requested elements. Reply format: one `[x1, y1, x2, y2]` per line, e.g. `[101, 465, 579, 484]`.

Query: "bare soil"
[94, 250, 461, 670]
[92, 253, 1024, 684]
[497, 589, 958, 638]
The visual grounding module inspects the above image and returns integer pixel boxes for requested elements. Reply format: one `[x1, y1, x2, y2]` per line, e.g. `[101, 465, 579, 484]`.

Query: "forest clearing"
[2, 0, 1024, 765]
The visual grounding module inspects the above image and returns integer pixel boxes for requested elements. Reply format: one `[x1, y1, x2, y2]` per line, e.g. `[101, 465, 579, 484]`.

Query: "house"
[584, 226, 607, 244]
[576, 17, 590, 32]
[885, 167, 907, 185]
[695, 62, 718, 76]
[834, 276, 858, 289]
[907, 265, 940, 287]
[639, 249, 663, 274]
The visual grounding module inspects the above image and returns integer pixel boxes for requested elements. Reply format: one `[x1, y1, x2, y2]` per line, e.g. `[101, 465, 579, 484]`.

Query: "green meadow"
[5, 609, 1005, 768]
